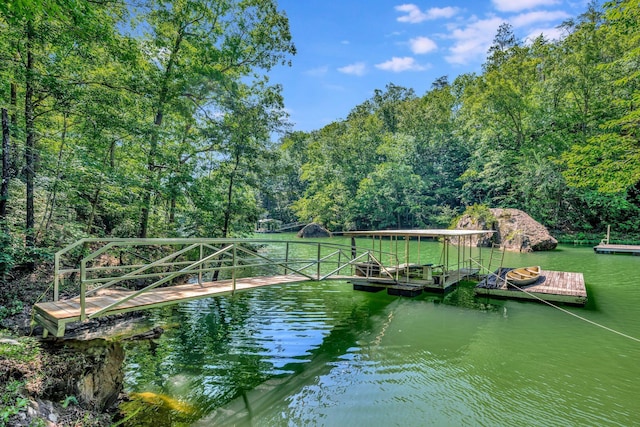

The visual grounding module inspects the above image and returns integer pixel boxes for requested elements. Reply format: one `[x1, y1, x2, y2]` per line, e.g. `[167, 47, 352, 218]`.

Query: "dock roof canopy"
[344, 229, 494, 238]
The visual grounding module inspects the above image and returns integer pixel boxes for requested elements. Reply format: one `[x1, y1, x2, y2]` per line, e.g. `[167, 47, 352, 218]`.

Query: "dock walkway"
[475, 268, 587, 305]
[593, 244, 640, 255]
[34, 275, 325, 337]
[35, 268, 479, 337]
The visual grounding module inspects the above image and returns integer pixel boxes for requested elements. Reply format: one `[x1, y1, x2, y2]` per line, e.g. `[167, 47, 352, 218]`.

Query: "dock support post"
[198, 244, 203, 286]
[80, 258, 87, 321]
[285, 242, 290, 274]
[317, 243, 321, 280]
[404, 236, 409, 280]
[54, 252, 60, 301]
[351, 237, 356, 260]
[232, 245, 237, 294]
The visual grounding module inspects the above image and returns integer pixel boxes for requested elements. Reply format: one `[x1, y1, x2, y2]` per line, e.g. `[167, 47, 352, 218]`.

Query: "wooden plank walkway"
[593, 244, 640, 255]
[33, 274, 316, 338]
[475, 268, 587, 305]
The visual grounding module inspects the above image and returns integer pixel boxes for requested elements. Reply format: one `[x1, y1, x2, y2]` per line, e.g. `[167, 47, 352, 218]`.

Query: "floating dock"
[344, 229, 494, 297]
[350, 267, 480, 296]
[475, 268, 587, 306]
[593, 244, 640, 255]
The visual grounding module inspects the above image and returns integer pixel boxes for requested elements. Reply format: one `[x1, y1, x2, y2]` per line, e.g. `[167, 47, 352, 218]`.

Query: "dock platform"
[593, 244, 640, 255]
[475, 268, 587, 306]
[350, 268, 480, 296]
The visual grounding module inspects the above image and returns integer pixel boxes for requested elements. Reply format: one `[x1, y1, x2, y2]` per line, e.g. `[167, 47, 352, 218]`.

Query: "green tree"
[563, 0, 640, 194]
[135, 0, 295, 237]
[0, 0, 128, 261]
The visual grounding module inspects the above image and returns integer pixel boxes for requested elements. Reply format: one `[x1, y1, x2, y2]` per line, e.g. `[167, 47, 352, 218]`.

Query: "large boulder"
[297, 223, 331, 238]
[454, 208, 557, 252]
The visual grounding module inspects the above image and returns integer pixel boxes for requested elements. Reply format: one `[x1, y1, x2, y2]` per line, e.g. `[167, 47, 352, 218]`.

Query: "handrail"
[52, 237, 401, 322]
[85, 245, 234, 320]
[234, 244, 316, 280]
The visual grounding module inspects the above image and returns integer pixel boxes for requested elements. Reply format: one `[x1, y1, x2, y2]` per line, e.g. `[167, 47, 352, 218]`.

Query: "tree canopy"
[1, 0, 639, 275]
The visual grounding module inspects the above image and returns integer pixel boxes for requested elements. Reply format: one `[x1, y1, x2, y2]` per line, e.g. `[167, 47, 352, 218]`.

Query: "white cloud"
[305, 66, 329, 77]
[395, 4, 459, 24]
[409, 36, 437, 54]
[338, 62, 367, 76]
[375, 56, 428, 72]
[492, 0, 560, 13]
[444, 17, 503, 65]
[525, 26, 566, 42]
[511, 10, 570, 27]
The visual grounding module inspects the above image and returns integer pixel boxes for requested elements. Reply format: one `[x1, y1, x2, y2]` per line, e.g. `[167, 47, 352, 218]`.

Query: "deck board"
[593, 244, 640, 255]
[33, 274, 314, 337]
[475, 268, 587, 305]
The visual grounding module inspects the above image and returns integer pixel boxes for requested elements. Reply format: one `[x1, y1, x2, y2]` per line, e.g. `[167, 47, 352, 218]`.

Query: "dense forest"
[1, 0, 639, 278]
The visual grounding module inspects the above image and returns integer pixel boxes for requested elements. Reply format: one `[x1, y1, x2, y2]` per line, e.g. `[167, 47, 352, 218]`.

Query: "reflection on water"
[122, 239, 640, 426]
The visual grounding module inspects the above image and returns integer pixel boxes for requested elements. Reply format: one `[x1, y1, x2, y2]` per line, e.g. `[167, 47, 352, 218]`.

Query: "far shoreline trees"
[278, 1, 640, 234]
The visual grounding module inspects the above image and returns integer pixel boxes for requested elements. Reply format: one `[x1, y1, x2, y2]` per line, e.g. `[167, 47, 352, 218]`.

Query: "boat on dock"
[506, 266, 540, 286]
[476, 267, 587, 306]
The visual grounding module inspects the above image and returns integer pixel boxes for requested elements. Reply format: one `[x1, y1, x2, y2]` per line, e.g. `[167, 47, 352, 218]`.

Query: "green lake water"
[121, 235, 640, 426]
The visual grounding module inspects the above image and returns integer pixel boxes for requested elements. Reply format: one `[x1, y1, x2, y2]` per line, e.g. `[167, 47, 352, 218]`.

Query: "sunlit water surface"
[122, 235, 640, 426]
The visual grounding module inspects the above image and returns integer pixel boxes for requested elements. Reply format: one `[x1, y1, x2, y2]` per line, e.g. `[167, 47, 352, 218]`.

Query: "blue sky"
[269, 0, 591, 132]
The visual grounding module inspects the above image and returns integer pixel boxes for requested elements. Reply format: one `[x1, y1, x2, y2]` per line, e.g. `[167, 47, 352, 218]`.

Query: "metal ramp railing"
[51, 238, 400, 322]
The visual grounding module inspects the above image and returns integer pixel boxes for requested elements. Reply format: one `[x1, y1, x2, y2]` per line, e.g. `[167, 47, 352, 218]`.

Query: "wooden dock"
[350, 267, 480, 297]
[33, 275, 314, 338]
[475, 268, 587, 305]
[593, 243, 640, 255]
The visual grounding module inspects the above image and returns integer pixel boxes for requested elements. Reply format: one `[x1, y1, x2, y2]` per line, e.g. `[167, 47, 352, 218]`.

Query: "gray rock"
[454, 208, 557, 252]
[297, 223, 331, 238]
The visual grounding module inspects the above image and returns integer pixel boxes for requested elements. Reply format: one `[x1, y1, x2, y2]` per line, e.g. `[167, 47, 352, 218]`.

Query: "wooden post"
[607, 225, 610, 244]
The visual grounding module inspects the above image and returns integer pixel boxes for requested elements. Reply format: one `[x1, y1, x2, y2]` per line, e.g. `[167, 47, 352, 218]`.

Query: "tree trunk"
[138, 30, 184, 238]
[85, 187, 101, 235]
[169, 196, 176, 224]
[9, 80, 18, 177]
[1, 108, 9, 221]
[222, 153, 241, 238]
[25, 20, 36, 255]
[10, 83, 17, 126]
[39, 114, 67, 242]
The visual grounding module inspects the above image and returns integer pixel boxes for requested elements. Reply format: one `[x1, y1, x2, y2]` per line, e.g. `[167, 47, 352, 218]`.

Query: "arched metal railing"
[52, 238, 400, 321]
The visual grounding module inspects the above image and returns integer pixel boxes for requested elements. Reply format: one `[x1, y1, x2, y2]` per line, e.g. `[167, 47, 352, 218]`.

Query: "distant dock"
[593, 244, 640, 255]
[475, 268, 587, 306]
